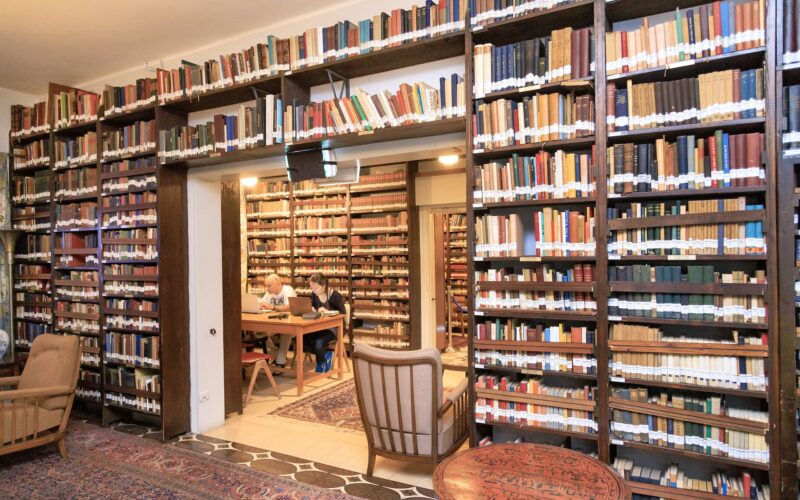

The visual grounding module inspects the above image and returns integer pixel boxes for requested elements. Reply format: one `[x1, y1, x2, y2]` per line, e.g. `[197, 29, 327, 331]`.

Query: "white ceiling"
[0, 0, 335, 95]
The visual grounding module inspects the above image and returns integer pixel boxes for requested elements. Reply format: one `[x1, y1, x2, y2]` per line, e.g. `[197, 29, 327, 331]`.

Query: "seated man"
[258, 273, 296, 367]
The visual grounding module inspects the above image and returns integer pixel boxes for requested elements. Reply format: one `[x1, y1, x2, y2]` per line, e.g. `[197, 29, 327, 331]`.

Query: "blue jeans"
[303, 329, 337, 364]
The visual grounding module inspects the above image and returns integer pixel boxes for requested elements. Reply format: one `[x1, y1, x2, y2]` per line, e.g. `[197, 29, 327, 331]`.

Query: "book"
[52, 89, 100, 129]
[10, 101, 50, 139]
[101, 78, 157, 116]
[102, 120, 157, 160]
[54, 132, 98, 170]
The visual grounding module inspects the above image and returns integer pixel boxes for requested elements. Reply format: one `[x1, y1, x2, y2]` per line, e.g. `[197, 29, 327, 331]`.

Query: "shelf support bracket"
[325, 70, 350, 100]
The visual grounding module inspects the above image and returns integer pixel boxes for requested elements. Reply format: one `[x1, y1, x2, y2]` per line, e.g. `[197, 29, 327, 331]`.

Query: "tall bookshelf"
[242, 165, 420, 351]
[443, 211, 468, 347]
[466, 0, 793, 497]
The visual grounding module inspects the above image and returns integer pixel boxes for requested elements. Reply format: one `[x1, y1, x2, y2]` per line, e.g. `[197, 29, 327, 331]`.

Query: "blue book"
[558, 95, 565, 139]
[439, 77, 446, 110]
[722, 132, 731, 188]
[275, 98, 283, 143]
[739, 356, 748, 389]
[451, 74, 460, 112]
[492, 46, 500, 89]
[676, 135, 689, 189]
[746, 69, 755, 118]
[453, 0, 460, 22]
[720, 1, 730, 54]
[614, 88, 629, 132]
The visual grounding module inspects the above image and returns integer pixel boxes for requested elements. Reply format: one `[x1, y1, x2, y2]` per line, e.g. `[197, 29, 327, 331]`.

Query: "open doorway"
[187, 155, 469, 494]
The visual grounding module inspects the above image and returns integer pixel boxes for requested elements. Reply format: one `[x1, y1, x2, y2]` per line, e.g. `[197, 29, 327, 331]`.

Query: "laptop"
[242, 293, 265, 314]
[288, 296, 314, 316]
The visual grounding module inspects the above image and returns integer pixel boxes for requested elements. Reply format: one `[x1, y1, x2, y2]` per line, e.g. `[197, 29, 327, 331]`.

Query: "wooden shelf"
[474, 255, 596, 263]
[10, 129, 50, 145]
[473, 363, 597, 380]
[610, 439, 769, 471]
[476, 418, 599, 442]
[53, 280, 98, 287]
[476, 281, 594, 292]
[101, 149, 158, 164]
[605, 0, 735, 22]
[53, 248, 99, 256]
[625, 480, 748, 500]
[161, 75, 281, 113]
[609, 397, 768, 434]
[100, 166, 157, 180]
[609, 315, 768, 330]
[54, 311, 99, 321]
[607, 118, 765, 144]
[473, 196, 596, 210]
[55, 191, 99, 203]
[474, 339, 594, 354]
[103, 308, 159, 318]
[478, 77, 594, 102]
[12, 164, 51, 174]
[99, 202, 157, 213]
[475, 308, 596, 321]
[472, 0, 595, 44]
[609, 339, 768, 357]
[100, 103, 156, 125]
[608, 254, 767, 262]
[607, 47, 766, 84]
[607, 185, 767, 202]
[609, 376, 767, 399]
[102, 275, 159, 282]
[476, 387, 596, 411]
[608, 210, 765, 231]
[608, 281, 766, 295]
[473, 136, 595, 161]
[104, 384, 160, 400]
[53, 120, 97, 136]
[162, 144, 284, 169]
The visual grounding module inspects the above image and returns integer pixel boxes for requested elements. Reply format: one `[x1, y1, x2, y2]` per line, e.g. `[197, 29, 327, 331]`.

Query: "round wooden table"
[434, 443, 630, 500]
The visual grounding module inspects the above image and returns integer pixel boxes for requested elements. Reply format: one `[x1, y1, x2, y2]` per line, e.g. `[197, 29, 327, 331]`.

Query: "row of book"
[102, 120, 157, 160]
[607, 132, 765, 194]
[472, 27, 594, 98]
[101, 79, 157, 117]
[104, 332, 161, 368]
[784, 84, 800, 156]
[473, 93, 594, 150]
[54, 133, 97, 169]
[473, 150, 595, 203]
[607, 69, 764, 133]
[13, 139, 50, 169]
[10, 102, 49, 139]
[475, 209, 595, 257]
[282, 78, 465, 144]
[606, 0, 765, 75]
[102, 172, 157, 195]
[52, 89, 99, 130]
[475, 290, 596, 312]
[475, 320, 595, 343]
[54, 203, 97, 230]
[609, 264, 765, 283]
[470, 0, 576, 27]
[475, 398, 597, 434]
[611, 458, 768, 497]
[475, 349, 597, 374]
[476, 264, 595, 284]
[102, 191, 157, 210]
[351, 193, 407, 210]
[607, 198, 765, 256]
[476, 374, 593, 400]
[11, 172, 50, 204]
[55, 167, 97, 199]
[15, 234, 50, 260]
[155, 1, 466, 102]
[101, 208, 158, 228]
[609, 294, 766, 323]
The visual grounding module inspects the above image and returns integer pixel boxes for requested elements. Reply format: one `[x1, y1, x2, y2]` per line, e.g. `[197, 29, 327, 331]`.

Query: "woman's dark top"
[311, 289, 346, 314]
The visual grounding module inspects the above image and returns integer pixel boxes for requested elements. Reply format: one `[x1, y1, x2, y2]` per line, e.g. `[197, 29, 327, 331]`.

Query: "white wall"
[0, 87, 41, 153]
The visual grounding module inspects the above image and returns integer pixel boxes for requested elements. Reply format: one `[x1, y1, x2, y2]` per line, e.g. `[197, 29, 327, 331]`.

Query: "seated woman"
[306, 273, 346, 373]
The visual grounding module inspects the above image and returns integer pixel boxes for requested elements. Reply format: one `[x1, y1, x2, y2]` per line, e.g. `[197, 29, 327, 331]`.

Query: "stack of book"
[101, 78, 157, 116]
[102, 120, 157, 160]
[10, 102, 49, 139]
[52, 89, 99, 129]
[54, 133, 98, 170]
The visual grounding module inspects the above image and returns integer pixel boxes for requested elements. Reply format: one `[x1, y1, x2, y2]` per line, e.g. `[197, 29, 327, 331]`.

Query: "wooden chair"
[302, 304, 351, 373]
[0, 334, 80, 458]
[242, 351, 280, 408]
[352, 344, 469, 476]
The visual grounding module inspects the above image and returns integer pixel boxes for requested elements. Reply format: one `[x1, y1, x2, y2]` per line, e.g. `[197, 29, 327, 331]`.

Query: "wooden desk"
[433, 443, 630, 500]
[241, 313, 345, 396]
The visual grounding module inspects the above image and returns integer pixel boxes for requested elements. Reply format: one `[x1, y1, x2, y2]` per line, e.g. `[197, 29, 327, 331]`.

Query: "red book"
[745, 132, 763, 187]
[712, 2, 723, 55]
[620, 31, 629, 74]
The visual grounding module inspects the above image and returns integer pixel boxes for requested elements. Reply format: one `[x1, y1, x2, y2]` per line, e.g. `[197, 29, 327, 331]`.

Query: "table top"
[241, 312, 342, 327]
[433, 443, 630, 500]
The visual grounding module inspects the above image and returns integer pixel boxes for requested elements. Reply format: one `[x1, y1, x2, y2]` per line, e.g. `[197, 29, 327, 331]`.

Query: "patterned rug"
[271, 379, 364, 431]
[0, 420, 349, 499]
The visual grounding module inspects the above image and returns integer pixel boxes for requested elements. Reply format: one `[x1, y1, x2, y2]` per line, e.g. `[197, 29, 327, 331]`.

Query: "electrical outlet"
[199, 391, 209, 403]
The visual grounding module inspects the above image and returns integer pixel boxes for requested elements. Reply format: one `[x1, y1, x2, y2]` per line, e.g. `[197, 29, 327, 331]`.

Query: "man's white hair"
[265, 273, 282, 284]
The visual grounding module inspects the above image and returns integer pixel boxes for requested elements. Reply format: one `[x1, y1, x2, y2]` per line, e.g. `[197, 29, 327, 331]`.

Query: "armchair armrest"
[438, 378, 469, 417]
[0, 385, 74, 402]
[0, 376, 21, 387]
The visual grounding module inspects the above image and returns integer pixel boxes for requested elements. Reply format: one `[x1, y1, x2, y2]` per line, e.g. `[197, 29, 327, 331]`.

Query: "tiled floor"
[202, 359, 469, 492]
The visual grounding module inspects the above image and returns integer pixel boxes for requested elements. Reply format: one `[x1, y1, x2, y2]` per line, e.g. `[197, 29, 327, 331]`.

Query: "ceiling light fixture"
[438, 154, 459, 166]
[240, 177, 258, 187]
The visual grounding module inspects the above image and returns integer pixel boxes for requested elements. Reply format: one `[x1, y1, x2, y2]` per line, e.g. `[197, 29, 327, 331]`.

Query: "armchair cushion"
[17, 334, 79, 410]
[1, 403, 63, 444]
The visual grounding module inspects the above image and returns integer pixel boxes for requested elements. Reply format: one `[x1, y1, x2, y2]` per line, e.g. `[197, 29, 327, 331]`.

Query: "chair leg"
[256, 360, 281, 399]
[58, 438, 68, 459]
[243, 363, 259, 408]
[367, 448, 376, 477]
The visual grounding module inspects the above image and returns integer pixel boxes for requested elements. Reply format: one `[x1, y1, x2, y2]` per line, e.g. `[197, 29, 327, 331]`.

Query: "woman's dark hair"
[309, 273, 328, 291]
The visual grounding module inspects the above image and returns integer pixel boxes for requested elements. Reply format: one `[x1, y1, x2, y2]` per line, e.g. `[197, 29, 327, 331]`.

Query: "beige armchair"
[352, 344, 469, 476]
[0, 334, 80, 458]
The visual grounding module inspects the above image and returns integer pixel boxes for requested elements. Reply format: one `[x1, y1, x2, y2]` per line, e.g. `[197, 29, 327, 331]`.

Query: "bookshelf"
[444, 211, 468, 347]
[466, 0, 792, 497]
[243, 165, 420, 351]
[4, 0, 797, 488]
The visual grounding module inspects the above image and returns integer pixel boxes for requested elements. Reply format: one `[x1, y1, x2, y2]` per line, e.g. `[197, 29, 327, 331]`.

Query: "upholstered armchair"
[0, 334, 80, 458]
[352, 344, 469, 476]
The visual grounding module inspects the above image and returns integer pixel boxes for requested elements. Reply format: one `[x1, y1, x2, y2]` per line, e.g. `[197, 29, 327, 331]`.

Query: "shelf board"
[100, 166, 157, 180]
[608, 281, 766, 296]
[625, 481, 747, 500]
[473, 136, 595, 161]
[473, 363, 597, 380]
[101, 149, 158, 164]
[607, 118, 765, 143]
[53, 120, 97, 137]
[476, 387, 596, 411]
[475, 308, 596, 321]
[609, 339, 768, 358]
[476, 418, 599, 442]
[474, 338, 594, 354]
[161, 75, 282, 113]
[100, 103, 156, 125]
[609, 397, 768, 434]
[474, 255, 596, 263]
[472, 0, 595, 44]
[55, 191, 100, 203]
[103, 401, 161, 418]
[609, 315, 767, 330]
[10, 129, 50, 145]
[53, 248, 99, 256]
[473, 196, 596, 210]
[476, 281, 594, 292]
[610, 439, 769, 471]
[162, 143, 285, 169]
[478, 76, 595, 102]
[607, 185, 767, 202]
[286, 31, 466, 87]
[608, 210, 764, 231]
[608, 254, 766, 262]
[607, 47, 766, 85]
[609, 376, 767, 399]
[605, 0, 725, 23]
[11, 164, 51, 175]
